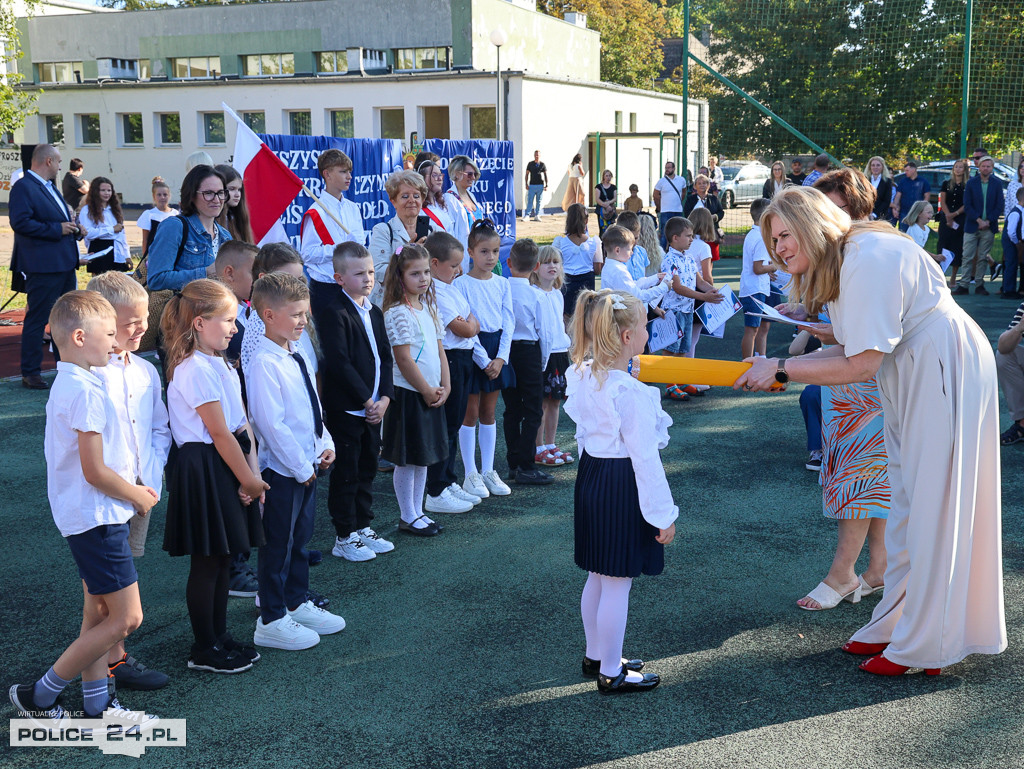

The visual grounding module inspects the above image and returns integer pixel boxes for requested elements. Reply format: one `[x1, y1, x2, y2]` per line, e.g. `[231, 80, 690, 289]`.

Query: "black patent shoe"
[398, 515, 440, 537]
[582, 656, 645, 678]
[597, 669, 661, 694]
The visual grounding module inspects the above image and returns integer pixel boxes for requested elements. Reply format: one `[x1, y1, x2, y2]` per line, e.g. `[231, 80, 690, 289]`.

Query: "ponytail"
[467, 218, 500, 251]
[569, 289, 642, 384]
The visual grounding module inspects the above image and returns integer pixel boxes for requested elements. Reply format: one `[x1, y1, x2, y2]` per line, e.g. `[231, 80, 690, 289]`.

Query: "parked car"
[893, 160, 1015, 200]
[717, 163, 771, 208]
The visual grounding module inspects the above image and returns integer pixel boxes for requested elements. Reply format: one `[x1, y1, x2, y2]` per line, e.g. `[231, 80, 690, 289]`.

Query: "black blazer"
[683, 192, 724, 223]
[762, 178, 792, 199]
[319, 291, 394, 418]
[871, 178, 893, 222]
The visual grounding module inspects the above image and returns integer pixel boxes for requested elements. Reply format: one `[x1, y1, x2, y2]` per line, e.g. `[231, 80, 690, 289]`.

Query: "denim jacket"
[147, 213, 232, 291]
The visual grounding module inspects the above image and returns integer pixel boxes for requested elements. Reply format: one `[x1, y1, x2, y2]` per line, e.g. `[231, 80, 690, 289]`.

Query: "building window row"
[172, 56, 221, 80]
[393, 47, 448, 72]
[37, 61, 83, 84]
[316, 50, 348, 74]
[243, 53, 295, 78]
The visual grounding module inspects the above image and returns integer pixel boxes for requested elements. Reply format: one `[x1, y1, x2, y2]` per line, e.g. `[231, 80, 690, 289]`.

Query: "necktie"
[292, 352, 323, 439]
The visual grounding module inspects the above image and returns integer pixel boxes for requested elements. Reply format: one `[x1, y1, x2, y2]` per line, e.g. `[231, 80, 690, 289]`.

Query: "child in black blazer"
[319, 242, 396, 562]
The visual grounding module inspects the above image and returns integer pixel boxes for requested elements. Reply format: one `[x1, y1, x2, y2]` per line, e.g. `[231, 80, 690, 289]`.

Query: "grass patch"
[0, 266, 94, 312]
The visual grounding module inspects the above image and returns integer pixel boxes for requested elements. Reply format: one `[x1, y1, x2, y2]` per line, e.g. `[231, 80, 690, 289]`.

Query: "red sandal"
[859, 654, 940, 676]
[842, 641, 889, 656]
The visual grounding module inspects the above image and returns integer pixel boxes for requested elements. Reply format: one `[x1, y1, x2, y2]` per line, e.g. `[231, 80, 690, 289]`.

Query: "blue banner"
[423, 139, 517, 272]
[258, 134, 405, 248]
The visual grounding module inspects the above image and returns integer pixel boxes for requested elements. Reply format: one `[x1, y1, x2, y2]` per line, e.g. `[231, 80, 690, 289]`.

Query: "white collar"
[56, 360, 102, 386]
[344, 290, 372, 315]
[255, 332, 295, 357]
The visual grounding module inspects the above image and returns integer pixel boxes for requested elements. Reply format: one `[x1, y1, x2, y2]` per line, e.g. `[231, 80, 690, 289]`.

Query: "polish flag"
[223, 103, 304, 243]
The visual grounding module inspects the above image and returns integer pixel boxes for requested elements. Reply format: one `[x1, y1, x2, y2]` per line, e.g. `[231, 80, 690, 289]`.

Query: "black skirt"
[381, 387, 449, 467]
[470, 330, 517, 393]
[543, 351, 570, 400]
[163, 440, 266, 557]
[574, 451, 664, 578]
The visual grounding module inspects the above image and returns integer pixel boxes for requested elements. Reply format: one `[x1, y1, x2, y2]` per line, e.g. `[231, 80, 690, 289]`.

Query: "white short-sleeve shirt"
[167, 351, 247, 446]
[434, 279, 475, 352]
[384, 303, 444, 390]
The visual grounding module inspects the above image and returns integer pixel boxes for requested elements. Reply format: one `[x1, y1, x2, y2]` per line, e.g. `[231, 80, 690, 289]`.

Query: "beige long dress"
[561, 163, 586, 211]
[831, 230, 1006, 669]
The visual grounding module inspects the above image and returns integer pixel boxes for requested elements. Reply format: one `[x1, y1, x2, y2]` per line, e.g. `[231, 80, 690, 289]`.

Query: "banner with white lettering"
[423, 139, 516, 272]
[258, 134, 405, 248]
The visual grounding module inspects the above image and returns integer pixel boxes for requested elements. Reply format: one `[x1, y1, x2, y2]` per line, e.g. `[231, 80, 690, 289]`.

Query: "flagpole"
[298, 183, 352, 235]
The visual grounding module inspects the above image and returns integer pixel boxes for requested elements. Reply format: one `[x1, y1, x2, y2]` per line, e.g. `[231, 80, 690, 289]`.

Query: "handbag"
[132, 223, 186, 352]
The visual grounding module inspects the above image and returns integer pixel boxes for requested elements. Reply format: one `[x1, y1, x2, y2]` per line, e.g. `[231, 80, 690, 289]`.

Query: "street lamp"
[490, 27, 507, 141]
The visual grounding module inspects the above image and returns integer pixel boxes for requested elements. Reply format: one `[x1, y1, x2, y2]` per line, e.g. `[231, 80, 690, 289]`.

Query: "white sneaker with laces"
[357, 527, 395, 553]
[254, 615, 320, 650]
[103, 698, 160, 732]
[425, 488, 474, 513]
[288, 600, 346, 635]
[464, 472, 490, 499]
[482, 470, 512, 496]
[448, 483, 482, 505]
[332, 533, 376, 561]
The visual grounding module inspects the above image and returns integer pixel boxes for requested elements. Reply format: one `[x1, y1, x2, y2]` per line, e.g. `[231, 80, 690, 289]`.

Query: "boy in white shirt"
[10, 291, 159, 730]
[214, 240, 259, 370]
[86, 272, 171, 690]
[247, 272, 345, 650]
[739, 198, 776, 359]
[599, 225, 669, 310]
[503, 239, 554, 486]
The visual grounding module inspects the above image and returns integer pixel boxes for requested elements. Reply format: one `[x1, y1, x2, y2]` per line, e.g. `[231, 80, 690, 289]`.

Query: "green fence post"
[960, 0, 973, 158]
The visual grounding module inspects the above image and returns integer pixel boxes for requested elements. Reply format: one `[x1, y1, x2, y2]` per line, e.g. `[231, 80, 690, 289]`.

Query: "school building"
[8, 0, 708, 210]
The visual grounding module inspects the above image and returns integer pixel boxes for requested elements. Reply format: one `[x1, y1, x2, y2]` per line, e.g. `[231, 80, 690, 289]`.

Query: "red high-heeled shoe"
[859, 654, 940, 676]
[842, 640, 889, 656]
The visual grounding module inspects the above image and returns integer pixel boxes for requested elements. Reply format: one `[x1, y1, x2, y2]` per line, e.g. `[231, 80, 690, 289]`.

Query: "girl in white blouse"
[454, 221, 515, 499]
[566, 289, 677, 694]
[80, 176, 131, 275]
[380, 244, 451, 537]
[903, 201, 943, 264]
[530, 246, 574, 465]
[136, 176, 179, 258]
[161, 279, 268, 675]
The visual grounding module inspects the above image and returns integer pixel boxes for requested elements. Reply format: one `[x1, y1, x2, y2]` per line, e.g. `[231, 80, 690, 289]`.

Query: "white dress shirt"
[246, 334, 335, 482]
[94, 351, 172, 496]
[167, 351, 247, 447]
[454, 273, 515, 367]
[434, 279, 476, 352]
[241, 309, 316, 383]
[300, 193, 367, 285]
[28, 170, 69, 220]
[45, 362, 135, 537]
[553, 235, 601, 276]
[600, 258, 668, 306]
[1006, 205, 1024, 245]
[344, 291, 381, 416]
[536, 287, 571, 370]
[80, 206, 131, 265]
[564, 364, 678, 531]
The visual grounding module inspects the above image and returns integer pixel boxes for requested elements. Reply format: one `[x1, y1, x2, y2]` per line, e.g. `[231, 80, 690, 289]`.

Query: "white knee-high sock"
[479, 423, 497, 474]
[460, 425, 478, 477]
[413, 465, 427, 515]
[596, 575, 635, 678]
[393, 465, 418, 524]
[581, 573, 603, 660]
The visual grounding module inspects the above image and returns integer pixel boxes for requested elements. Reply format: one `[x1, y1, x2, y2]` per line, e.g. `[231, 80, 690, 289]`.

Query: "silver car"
[717, 163, 772, 208]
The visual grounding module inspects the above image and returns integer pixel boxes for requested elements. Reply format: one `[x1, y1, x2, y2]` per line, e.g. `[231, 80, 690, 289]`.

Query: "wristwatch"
[775, 359, 790, 384]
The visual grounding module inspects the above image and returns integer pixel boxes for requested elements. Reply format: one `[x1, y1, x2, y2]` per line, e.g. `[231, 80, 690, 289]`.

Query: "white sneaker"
[288, 600, 346, 635]
[482, 469, 512, 496]
[448, 483, 482, 505]
[332, 533, 376, 561]
[357, 527, 395, 553]
[102, 698, 160, 733]
[254, 615, 320, 650]
[425, 487, 474, 513]
[464, 472, 490, 499]
[531, 216, 541, 222]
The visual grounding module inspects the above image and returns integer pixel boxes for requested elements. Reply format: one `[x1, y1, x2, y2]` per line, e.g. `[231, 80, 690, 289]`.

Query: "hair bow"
[608, 293, 628, 310]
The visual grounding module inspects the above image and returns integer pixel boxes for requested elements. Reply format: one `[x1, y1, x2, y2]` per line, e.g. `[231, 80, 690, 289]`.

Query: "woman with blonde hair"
[637, 215, 664, 274]
[443, 155, 484, 269]
[939, 159, 968, 286]
[762, 161, 789, 199]
[736, 186, 1005, 677]
[862, 156, 893, 222]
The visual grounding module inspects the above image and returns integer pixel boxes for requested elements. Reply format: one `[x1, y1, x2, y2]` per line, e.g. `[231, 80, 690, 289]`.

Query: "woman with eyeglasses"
[419, 160, 454, 233]
[444, 155, 485, 273]
[148, 165, 232, 291]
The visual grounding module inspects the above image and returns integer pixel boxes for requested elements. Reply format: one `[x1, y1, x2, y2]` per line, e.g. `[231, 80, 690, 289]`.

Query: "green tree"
[97, 0, 165, 9]
[0, 0, 38, 136]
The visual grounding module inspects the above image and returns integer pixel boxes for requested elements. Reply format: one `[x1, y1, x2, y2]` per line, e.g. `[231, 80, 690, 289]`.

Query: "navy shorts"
[66, 523, 139, 596]
[740, 293, 768, 328]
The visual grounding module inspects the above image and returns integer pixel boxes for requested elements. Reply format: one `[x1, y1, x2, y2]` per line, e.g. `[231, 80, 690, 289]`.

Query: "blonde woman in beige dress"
[561, 154, 586, 212]
[736, 186, 1006, 676]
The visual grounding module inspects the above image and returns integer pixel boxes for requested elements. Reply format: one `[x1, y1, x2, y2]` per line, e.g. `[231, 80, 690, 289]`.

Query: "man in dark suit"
[954, 156, 1005, 296]
[10, 144, 81, 389]
[319, 242, 398, 558]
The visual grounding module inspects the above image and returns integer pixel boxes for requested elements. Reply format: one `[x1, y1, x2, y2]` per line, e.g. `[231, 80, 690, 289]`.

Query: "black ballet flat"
[597, 669, 661, 694]
[581, 656, 645, 678]
[398, 516, 440, 537]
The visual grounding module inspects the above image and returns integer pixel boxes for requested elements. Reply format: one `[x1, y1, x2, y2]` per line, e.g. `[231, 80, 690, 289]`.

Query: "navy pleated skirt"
[574, 451, 664, 578]
[470, 330, 517, 393]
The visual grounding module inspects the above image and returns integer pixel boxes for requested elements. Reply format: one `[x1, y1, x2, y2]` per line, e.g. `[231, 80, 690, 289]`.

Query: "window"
[288, 111, 312, 136]
[202, 112, 226, 145]
[317, 50, 348, 74]
[394, 47, 448, 71]
[242, 111, 265, 133]
[614, 111, 622, 133]
[379, 108, 404, 140]
[37, 61, 82, 84]
[664, 113, 677, 124]
[362, 49, 386, 69]
[138, 59, 150, 80]
[172, 57, 220, 79]
[468, 107, 496, 139]
[629, 113, 637, 132]
[43, 114, 64, 144]
[242, 53, 295, 77]
[78, 114, 101, 146]
[329, 109, 353, 138]
[119, 113, 143, 146]
[157, 113, 181, 145]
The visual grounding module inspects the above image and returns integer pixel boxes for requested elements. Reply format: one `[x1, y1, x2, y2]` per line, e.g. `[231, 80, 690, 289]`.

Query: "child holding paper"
[739, 198, 775, 358]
